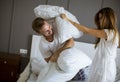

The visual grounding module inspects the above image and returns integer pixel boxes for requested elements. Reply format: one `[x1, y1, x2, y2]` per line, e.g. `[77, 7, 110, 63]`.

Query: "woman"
[61, 7, 119, 82]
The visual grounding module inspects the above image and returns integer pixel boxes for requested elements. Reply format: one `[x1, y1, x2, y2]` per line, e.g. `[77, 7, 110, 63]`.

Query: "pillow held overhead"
[34, 5, 83, 42]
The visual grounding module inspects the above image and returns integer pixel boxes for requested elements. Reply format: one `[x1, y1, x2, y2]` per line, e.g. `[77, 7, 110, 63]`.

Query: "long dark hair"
[95, 7, 119, 48]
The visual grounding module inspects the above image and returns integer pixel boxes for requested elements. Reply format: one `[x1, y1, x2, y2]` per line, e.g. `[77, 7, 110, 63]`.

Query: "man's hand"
[45, 57, 51, 62]
[50, 52, 59, 62]
[50, 38, 74, 62]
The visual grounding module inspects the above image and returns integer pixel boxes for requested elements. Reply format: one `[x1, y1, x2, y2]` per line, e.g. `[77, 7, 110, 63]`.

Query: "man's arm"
[50, 38, 74, 62]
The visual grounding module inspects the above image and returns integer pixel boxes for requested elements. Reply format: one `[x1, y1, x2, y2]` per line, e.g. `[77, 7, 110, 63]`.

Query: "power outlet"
[20, 49, 28, 54]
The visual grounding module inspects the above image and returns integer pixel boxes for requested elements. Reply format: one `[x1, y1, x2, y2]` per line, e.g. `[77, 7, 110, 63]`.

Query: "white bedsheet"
[17, 35, 120, 82]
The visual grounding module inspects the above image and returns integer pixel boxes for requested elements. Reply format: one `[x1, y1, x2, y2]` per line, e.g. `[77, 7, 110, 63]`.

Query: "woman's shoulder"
[104, 29, 119, 43]
[104, 29, 115, 40]
[104, 29, 114, 32]
[104, 29, 115, 36]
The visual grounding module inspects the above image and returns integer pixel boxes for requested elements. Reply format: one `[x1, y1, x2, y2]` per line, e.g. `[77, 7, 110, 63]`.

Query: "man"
[32, 17, 74, 63]
[31, 17, 91, 82]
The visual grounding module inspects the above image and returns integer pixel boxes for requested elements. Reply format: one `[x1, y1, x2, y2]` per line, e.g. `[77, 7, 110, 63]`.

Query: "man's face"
[39, 21, 53, 37]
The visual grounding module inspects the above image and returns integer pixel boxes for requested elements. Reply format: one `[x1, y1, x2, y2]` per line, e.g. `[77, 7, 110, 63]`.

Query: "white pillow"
[34, 5, 64, 19]
[57, 47, 92, 72]
[56, 16, 83, 43]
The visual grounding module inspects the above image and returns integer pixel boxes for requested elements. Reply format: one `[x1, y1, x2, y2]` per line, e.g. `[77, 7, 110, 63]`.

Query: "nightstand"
[0, 52, 21, 82]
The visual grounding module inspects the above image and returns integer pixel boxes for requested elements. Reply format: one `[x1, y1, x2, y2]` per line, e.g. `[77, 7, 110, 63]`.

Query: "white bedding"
[17, 35, 91, 82]
[17, 35, 120, 82]
[31, 35, 92, 82]
[17, 35, 93, 82]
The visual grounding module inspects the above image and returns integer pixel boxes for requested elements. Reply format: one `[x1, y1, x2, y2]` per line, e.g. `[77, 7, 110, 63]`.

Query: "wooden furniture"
[0, 52, 21, 82]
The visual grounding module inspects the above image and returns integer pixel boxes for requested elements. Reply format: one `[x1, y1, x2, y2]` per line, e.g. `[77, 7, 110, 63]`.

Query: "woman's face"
[39, 21, 53, 37]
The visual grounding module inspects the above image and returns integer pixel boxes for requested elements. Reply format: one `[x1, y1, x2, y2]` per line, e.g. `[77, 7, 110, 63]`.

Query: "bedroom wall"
[0, 0, 13, 52]
[0, 0, 120, 55]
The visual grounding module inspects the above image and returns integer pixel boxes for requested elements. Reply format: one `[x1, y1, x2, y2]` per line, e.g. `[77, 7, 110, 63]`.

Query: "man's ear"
[36, 30, 42, 35]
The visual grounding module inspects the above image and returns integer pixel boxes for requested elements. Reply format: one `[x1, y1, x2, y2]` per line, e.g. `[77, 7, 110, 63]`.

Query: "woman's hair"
[32, 17, 45, 33]
[94, 7, 119, 48]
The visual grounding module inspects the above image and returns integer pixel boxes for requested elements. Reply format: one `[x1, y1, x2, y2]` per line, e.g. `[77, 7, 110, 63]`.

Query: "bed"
[17, 35, 120, 82]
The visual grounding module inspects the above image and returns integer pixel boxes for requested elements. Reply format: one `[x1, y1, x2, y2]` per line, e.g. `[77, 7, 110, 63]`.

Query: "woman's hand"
[60, 13, 68, 20]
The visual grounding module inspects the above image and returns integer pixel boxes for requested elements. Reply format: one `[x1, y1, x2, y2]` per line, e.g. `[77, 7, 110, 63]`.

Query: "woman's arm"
[61, 14, 107, 39]
[50, 38, 74, 62]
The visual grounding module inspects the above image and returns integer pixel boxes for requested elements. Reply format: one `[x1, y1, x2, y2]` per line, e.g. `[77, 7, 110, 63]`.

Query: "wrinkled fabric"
[88, 29, 119, 82]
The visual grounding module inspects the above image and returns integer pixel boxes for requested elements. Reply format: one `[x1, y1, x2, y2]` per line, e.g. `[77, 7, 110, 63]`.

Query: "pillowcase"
[55, 16, 83, 43]
[57, 47, 92, 73]
[34, 5, 64, 19]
